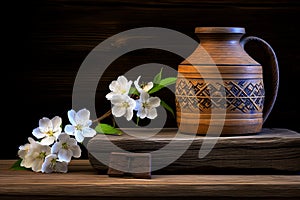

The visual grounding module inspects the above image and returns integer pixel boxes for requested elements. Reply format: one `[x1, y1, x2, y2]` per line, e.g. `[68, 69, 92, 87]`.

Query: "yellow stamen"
[122, 102, 130, 108]
[75, 124, 83, 130]
[62, 142, 69, 150]
[47, 130, 54, 136]
[37, 152, 47, 159]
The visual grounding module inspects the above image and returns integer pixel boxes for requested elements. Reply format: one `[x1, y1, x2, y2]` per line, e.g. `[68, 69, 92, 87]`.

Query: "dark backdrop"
[3, 0, 300, 159]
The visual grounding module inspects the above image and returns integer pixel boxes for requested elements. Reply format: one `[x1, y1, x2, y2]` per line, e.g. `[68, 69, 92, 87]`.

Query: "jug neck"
[195, 27, 245, 34]
[195, 27, 245, 46]
[181, 27, 260, 65]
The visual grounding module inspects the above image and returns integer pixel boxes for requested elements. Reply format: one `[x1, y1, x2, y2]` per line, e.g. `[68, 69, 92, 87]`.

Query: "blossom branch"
[93, 109, 112, 123]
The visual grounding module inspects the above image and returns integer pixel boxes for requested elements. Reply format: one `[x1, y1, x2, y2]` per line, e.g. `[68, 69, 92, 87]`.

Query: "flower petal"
[42, 164, 53, 173]
[41, 155, 54, 173]
[71, 145, 81, 158]
[148, 97, 161, 108]
[140, 91, 150, 102]
[51, 142, 61, 154]
[134, 100, 141, 111]
[109, 80, 118, 92]
[112, 106, 126, 117]
[39, 117, 52, 133]
[32, 128, 45, 139]
[55, 162, 68, 173]
[18, 150, 26, 159]
[83, 119, 92, 127]
[118, 76, 129, 87]
[21, 155, 34, 168]
[134, 76, 142, 93]
[18, 143, 30, 159]
[53, 130, 62, 139]
[137, 108, 147, 119]
[147, 108, 158, 119]
[126, 80, 133, 94]
[42, 145, 51, 155]
[57, 133, 70, 142]
[67, 110, 77, 126]
[128, 97, 136, 108]
[143, 82, 153, 92]
[125, 108, 134, 121]
[105, 92, 114, 100]
[82, 127, 96, 137]
[111, 94, 126, 105]
[74, 131, 85, 143]
[40, 136, 55, 145]
[75, 108, 90, 125]
[31, 159, 44, 172]
[58, 149, 73, 162]
[28, 137, 36, 144]
[66, 138, 77, 146]
[64, 125, 75, 135]
[51, 116, 62, 132]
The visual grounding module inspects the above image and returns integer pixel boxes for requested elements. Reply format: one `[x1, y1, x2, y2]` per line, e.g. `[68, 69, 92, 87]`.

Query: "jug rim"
[195, 27, 245, 34]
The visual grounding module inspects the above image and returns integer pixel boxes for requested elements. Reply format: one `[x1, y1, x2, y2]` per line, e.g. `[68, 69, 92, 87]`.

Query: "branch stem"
[93, 109, 112, 123]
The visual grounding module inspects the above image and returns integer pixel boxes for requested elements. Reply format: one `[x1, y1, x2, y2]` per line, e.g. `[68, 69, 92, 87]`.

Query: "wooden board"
[87, 128, 300, 174]
[0, 160, 299, 199]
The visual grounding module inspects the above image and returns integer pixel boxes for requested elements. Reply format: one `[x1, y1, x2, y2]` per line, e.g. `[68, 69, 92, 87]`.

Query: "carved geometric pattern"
[176, 78, 265, 113]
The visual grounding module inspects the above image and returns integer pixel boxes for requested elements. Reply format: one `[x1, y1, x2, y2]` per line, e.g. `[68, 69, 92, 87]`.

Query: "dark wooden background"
[3, 0, 300, 159]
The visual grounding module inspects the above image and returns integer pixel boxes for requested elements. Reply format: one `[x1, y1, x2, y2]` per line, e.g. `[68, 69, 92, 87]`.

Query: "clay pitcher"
[175, 27, 279, 135]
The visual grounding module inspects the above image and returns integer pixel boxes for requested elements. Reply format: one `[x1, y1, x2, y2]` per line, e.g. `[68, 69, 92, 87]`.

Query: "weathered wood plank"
[0, 160, 300, 198]
[88, 128, 300, 173]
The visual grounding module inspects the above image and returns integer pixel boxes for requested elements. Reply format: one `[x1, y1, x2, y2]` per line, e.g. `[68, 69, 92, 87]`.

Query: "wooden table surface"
[0, 160, 299, 200]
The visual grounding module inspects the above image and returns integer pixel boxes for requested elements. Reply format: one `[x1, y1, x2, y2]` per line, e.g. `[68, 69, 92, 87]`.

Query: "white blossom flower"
[135, 91, 161, 119]
[64, 108, 96, 143]
[106, 76, 132, 100]
[18, 137, 35, 160]
[20, 142, 51, 172]
[42, 154, 68, 173]
[111, 94, 136, 121]
[51, 133, 81, 162]
[32, 116, 62, 145]
[134, 76, 153, 93]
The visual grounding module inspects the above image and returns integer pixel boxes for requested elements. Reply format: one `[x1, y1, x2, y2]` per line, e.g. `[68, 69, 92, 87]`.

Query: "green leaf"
[153, 68, 163, 84]
[159, 77, 177, 87]
[129, 87, 139, 95]
[148, 77, 177, 94]
[161, 100, 175, 118]
[10, 159, 30, 171]
[95, 123, 122, 135]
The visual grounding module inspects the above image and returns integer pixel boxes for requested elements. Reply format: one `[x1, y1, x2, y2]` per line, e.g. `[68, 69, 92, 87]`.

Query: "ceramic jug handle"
[240, 36, 279, 123]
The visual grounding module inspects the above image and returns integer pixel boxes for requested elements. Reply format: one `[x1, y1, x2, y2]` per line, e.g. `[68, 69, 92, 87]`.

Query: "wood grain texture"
[107, 152, 151, 178]
[0, 160, 300, 199]
[88, 128, 300, 173]
[4, 0, 300, 159]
